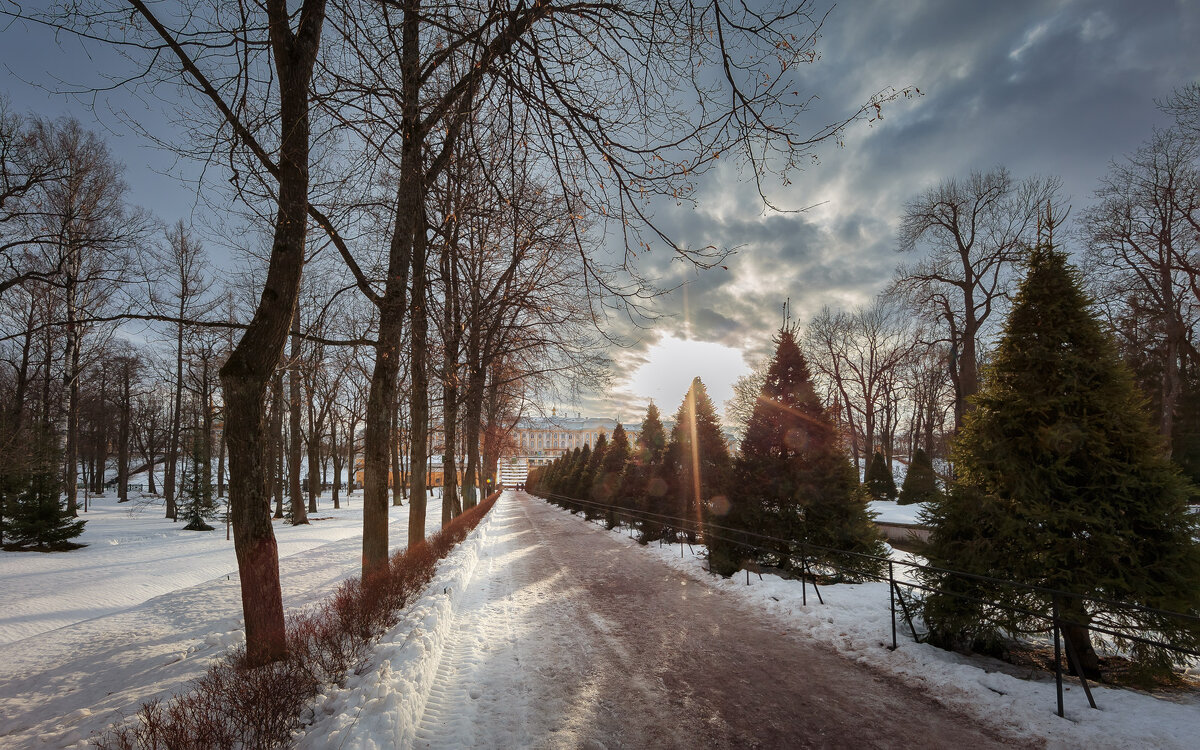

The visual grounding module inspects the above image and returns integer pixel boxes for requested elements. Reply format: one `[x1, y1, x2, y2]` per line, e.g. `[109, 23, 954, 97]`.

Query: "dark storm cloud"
[595, 0, 1200, 401]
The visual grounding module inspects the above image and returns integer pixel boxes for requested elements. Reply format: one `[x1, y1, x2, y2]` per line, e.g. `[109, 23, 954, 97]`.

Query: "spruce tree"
[566, 444, 590, 513]
[865, 451, 897, 500]
[5, 429, 86, 550]
[668, 378, 731, 543]
[595, 424, 630, 527]
[714, 329, 885, 578]
[580, 434, 607, 519]
[898, 448, 940, 505]
[920, 244, 1200, 679]
[595, 424, 630, 501]
[179, 433, 217, 531]
[625, 402, 669, 543]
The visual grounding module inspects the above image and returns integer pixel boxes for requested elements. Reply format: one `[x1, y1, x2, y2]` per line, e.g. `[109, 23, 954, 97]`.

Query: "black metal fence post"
[800, 550, 808, 606]
[1053, 594, 1064, 718]
[889, 561, 898, 650]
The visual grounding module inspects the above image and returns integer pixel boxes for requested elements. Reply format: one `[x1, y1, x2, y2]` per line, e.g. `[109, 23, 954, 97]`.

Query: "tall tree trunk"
[216, 420, 226, 498]
[409, 221, 431, 544]
[165, 315, 185, 520]
[461, 359, 484, 512]
[307, 395, 320, 513]
[391, 403, 403, 506]
[64, 312, 80, 517]
[117, 363, 131, 502]
[346, 414, 356, 496]
[11, 302, 35, 435]
[330, 416, 341, 509]
[272, 372, 285, 519]
[288, 309, 308, 524]
[363, 0, 422, 574]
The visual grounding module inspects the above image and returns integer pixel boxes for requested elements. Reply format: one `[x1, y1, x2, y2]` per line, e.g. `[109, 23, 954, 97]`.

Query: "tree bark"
[330, 416, 341, 509]
[211, 0, 325, 666]
[362, 0, 423, 575]
[288, 307, 308, 524]
[165, 310, 185, 520]
[391, 403, 403, 506]
[117, 359, 132, 502]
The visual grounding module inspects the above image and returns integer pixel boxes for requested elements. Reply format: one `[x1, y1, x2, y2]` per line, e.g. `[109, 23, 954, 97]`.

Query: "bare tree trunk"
[165, 315, 185, 520]
[461, 356, 484, 511]
[216, 421, 226, 498]
[288, 307, 308, 525]
[306, 385, 320, 513]
[117, 360, 131, 502]
[64, 311, 80, 517]
[217, 0, 323, 652]
[409, 225, 431, 545]
[270, 372, 284, 519]
[391, 403, 403, 506]
[346, 414, 356, 496]
[363, 0, 422, 573]
[330, 416, 341, 509]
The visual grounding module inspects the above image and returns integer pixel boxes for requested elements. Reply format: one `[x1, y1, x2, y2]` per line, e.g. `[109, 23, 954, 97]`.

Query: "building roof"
[516, 415, 643, 433]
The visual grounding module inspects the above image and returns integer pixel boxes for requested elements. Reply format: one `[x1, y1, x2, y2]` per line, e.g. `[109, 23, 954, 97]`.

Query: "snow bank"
[580, 512, 1200, 749]
[295, 499, 497, 749]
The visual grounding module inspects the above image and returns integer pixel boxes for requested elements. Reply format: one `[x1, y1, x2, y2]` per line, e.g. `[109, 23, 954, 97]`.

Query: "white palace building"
[498, 410, 643, 486]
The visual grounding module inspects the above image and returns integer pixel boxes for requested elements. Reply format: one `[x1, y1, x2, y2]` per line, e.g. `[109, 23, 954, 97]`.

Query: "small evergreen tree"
[898, 448, 940, 505]
[627, 402, 670, 542]
[179, 433, 217, 531]
[4, 429, 86, 550]
[920, 244, 1200, 679]
[566, 444, 590, 512]
[864, 451, 897, 500]
[595, 423, 630, 527]
[580, 434, 607, 519]
[714, 328, 884, 578]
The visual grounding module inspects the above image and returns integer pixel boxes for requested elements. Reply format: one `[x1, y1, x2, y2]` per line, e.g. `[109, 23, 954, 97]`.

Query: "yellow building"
[354, 461, 464, 489]
[501, 414, 642, 484]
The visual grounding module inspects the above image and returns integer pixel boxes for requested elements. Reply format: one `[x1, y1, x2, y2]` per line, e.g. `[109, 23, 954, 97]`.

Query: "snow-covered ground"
[578, 504, 1200, 749]
[0, 488, 386, 645]
[0, 487, 444, 748]
[4, 487, 1197, 749]
[869, 498, 928, 525]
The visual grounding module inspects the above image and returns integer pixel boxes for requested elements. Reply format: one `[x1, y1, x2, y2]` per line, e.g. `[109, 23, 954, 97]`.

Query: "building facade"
[499, 413, 642, 485]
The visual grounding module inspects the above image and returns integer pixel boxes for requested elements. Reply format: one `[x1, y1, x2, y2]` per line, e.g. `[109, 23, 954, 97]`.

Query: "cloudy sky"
[591, 0, 1200, 421]
[2, 0, 1198, 423]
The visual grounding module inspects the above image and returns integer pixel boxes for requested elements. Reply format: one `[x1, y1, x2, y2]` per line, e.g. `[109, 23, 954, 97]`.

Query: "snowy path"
[412, 492, 1026, 749]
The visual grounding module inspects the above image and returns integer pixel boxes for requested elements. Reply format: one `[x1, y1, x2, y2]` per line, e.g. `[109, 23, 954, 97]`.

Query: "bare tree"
[1083, 130, 1199, 450]
[147, 222, 215, 520]
[890, 167, 1060, 431]
[27, 118, 145, 516]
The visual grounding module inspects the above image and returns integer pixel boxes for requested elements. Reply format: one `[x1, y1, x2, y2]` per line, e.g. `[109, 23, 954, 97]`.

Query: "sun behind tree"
[667, 377, 732, 544]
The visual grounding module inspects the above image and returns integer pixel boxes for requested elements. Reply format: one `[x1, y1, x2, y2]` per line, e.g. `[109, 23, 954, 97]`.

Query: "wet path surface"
[414, 492, 1031, 749]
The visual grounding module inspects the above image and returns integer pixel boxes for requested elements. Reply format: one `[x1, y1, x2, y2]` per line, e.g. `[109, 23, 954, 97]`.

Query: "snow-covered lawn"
[579, 506, 1200, 749]
[0, 487, 444, 748]
[0, 490, 392, 646]
[869, 498, 928, 525]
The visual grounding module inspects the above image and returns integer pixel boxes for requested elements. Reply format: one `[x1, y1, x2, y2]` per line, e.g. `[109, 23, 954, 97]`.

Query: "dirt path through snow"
[414, 492, 1032, 749]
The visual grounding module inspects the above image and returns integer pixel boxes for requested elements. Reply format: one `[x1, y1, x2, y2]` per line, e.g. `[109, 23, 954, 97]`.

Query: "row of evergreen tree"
[528, 326, 889, 581]
[528, 243, 1200, 679]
